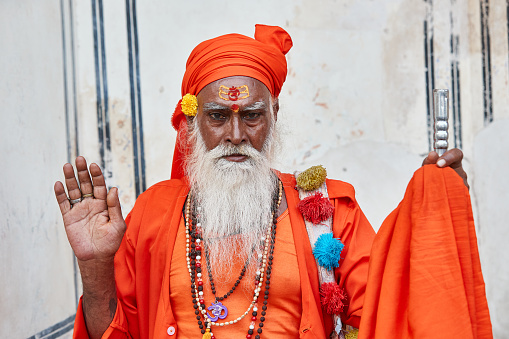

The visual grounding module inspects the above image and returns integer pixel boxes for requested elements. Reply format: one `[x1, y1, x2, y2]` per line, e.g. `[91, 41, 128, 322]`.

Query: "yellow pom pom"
[181, 93, 198, 117]
[296, 165, 327, 191]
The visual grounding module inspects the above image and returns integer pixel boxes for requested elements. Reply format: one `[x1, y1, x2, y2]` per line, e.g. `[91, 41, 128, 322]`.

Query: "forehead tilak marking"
[218, 85, 250, 101]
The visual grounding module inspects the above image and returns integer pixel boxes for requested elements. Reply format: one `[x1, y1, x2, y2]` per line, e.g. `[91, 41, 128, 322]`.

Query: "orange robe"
[73, 173, 375, 338]
[169, 209, 304, 337]
[358, 165, 492, 338]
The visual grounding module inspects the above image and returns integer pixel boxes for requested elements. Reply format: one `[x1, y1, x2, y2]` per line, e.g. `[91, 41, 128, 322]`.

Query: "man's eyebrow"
[243, 101, 267, 111]
[202, 101, 268, 112]
[202, 102, 229, 111]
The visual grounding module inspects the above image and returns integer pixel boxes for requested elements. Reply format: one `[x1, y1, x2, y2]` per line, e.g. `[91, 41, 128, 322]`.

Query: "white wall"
[0, 1, 77, 338]
[1, 0, 508, 337]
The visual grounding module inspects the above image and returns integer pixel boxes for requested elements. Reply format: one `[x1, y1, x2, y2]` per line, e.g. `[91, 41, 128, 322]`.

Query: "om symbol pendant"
[207, 301, 228, 322]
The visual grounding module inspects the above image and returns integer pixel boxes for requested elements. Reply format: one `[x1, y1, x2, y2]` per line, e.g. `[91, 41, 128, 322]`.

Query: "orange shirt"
[73, 173, 375, 338]
[170, 209, 303, 338]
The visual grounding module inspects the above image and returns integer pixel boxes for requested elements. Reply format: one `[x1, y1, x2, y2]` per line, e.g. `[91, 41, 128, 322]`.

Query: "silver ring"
[69, 197, 82, 205]
[82, 193, 94, 199]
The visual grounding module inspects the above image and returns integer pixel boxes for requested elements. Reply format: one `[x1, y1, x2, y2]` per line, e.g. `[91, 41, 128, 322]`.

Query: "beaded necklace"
[204, 241, 254, 303]
[185, 179, 283, 339]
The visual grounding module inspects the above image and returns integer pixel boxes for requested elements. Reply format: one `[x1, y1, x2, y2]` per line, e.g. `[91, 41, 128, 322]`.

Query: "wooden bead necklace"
[204, 241, 254, 302]
[185, 179, 283, 339]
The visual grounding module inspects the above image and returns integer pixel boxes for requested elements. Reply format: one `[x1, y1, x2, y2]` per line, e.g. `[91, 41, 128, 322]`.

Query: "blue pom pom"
[313, 233, 344, 270]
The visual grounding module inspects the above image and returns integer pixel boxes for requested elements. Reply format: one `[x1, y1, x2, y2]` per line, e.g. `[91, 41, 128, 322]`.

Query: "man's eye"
[244, 112, 261, 120]
[210, 113, 226, 120]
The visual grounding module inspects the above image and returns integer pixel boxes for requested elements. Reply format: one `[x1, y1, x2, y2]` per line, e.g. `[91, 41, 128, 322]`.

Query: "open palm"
[54, 157, 126, 261]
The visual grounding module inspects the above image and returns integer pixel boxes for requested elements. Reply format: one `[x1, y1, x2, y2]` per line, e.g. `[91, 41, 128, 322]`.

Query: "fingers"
[64, 163, 82, 201]
[439, 149, 468, 188]
[59, 157, 106, 209]
[76, 157, 93, 199]
[422, 149, 463, 168]
[107, 188, 127, 232]
[90, 163, 107, 200]
[422, 151, 439, 166]
[422, 149, 469, 188]
[54, 181, 71, 214]
[436, 148, 464, 169]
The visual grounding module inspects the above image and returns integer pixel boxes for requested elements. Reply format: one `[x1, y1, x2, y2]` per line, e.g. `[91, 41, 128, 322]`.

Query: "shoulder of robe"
[325, 178, 356, 201]
[125, 178, 189, 238]
[134, 178, 189, 203]
[278, 171, 356, 201]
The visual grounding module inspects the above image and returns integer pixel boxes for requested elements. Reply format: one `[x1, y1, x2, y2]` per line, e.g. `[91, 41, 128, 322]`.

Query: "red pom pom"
[297, 192, 334, 224]
[320, 282, 347, 314]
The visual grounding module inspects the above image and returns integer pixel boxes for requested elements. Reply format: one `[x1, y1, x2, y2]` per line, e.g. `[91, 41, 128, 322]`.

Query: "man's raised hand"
[422, 148, 469, 189]
[54, 156, 126, 262]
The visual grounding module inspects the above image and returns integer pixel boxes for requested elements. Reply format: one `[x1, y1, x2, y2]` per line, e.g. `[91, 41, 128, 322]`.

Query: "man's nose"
[226, 115, 247, 145]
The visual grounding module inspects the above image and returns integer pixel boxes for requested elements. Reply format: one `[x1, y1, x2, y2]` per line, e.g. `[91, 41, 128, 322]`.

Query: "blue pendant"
[207, 301, 228, 322]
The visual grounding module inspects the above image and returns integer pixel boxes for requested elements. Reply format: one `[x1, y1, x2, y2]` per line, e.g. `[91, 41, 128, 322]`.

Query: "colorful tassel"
[296, 165, 327, 191]
[320, 282, 348, 314]
[313, 233, 344, 270]
[298, 192, 334, 224]
[202, 329, 212, 339]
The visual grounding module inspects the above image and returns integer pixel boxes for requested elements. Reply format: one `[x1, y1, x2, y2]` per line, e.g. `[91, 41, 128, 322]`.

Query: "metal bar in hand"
[433, 89, 449, 156]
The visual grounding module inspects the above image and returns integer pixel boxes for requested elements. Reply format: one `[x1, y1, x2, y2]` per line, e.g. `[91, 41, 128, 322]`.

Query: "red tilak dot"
[231, 104, 239, 112]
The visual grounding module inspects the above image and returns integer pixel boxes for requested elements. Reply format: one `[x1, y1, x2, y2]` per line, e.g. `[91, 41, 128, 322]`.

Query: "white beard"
[185, 117, 279, 282]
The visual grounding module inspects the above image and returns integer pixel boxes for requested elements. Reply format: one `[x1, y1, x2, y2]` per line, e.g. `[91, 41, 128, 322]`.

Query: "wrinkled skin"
[193, 76, 277, 156]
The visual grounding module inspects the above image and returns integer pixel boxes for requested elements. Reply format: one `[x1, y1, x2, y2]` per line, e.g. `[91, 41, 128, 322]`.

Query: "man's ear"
[185, 115, 194, 130]
[273, 97, 279, 122]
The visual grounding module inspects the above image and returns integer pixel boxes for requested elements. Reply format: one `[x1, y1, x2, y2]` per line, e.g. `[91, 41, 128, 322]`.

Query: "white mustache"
[209, 144, 262, 159]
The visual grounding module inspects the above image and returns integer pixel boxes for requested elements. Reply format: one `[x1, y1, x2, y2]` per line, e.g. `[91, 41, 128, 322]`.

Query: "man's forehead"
[198, 76, 270, 96]
[201, 100, 268, 111]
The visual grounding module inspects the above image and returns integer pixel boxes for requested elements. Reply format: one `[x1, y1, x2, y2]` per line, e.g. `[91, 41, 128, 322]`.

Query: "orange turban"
[170, 24, 293, 179]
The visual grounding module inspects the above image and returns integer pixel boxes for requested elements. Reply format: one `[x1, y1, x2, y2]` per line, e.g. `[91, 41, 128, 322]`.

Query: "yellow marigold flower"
[296, 165, 327, 191]
[181, 93, 198, 117]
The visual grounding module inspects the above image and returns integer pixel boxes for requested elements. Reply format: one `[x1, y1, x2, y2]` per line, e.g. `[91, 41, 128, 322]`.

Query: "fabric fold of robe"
[358, 165, 492, 339]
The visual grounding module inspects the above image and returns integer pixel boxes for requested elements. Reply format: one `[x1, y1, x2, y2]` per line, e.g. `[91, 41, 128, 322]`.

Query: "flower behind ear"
[181, 93, 198, 117]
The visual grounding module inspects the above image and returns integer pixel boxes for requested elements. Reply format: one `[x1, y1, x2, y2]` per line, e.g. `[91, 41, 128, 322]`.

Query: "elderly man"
[55, 25, 479, 339]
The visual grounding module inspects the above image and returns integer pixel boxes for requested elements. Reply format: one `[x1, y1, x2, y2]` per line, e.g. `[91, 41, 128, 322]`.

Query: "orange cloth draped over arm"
[358, 165, 492, 339]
